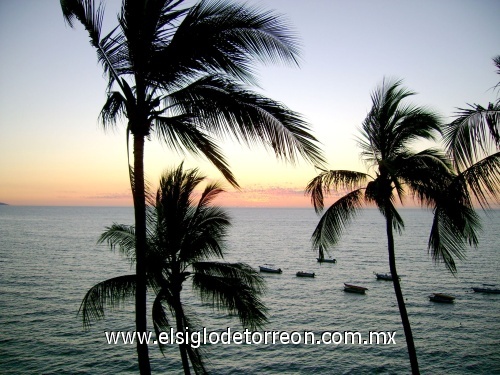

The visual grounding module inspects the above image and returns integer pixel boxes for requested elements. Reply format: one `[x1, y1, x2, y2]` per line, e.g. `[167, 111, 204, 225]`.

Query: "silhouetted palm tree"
[60, 1, 323, 372]
[80, 164, 267, 374]
[306, 79, 481, 374]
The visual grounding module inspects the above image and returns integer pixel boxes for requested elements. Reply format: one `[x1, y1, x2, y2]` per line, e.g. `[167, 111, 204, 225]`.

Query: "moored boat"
[344, 283, 368, 294]
[472, 286, 500, 294]
[259, 265, 282, 274]
[375, 272, 394, 281]
[429, 293, 455, 303]
[296, 271, 315, 278]
[317, 257, 336, 263]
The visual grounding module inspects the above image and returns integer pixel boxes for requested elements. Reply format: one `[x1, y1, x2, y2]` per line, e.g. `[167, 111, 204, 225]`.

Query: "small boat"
[259, 265, 282, 274]
[344, 283, 368, 294]
[375, 272, 396, 281]
[296, 271, 315, 278]
[317, 257, 336, 263]
[472, 286, 500, 294]
[429, 293, 455, 303]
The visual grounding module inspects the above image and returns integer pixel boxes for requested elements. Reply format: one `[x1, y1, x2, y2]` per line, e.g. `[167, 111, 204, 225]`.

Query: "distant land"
[0, 202, 8, 205]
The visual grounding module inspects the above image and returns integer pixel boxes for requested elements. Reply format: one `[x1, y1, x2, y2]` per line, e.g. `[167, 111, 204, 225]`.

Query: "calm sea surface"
[0, 206, 499, 374]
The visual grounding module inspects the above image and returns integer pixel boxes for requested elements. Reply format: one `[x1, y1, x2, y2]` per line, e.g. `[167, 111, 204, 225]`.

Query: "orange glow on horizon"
[2, 181, 496, 209]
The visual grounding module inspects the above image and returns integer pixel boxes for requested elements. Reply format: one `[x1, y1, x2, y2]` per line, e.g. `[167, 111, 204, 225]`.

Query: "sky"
[0, 0, 499, 207]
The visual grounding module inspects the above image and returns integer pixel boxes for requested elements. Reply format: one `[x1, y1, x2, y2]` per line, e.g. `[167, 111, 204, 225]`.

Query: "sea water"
[0, 206, 499, 374]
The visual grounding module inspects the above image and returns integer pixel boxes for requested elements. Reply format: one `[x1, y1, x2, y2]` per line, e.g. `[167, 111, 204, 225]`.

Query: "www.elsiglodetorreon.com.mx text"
[105, 328, 397, 349]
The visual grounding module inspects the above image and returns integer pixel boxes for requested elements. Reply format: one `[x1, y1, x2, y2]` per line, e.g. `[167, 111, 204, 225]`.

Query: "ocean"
[0, 206, 499, 374]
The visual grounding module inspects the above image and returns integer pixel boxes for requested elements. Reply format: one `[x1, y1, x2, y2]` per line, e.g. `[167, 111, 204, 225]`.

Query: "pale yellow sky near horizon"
[0, 0, 499, 207]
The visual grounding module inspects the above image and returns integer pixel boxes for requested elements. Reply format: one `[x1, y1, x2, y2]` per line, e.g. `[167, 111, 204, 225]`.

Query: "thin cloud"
[85, 192, 131, 200]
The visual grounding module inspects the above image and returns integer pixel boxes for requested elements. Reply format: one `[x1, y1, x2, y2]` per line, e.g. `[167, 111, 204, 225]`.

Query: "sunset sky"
[1, 0, 499, 207]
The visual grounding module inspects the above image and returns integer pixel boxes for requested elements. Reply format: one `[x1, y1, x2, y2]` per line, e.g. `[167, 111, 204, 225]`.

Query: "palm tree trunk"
[132, 134, 151, 374]
[385, 207, 420, 375]
[173, 298, 192, 375]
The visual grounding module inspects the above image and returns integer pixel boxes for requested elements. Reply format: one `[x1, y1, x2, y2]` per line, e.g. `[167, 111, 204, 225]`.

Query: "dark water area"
[0, 206, 499, 374]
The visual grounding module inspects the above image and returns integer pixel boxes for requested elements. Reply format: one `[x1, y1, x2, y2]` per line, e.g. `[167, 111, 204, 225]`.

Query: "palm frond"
[428, 202, 480, 274]
[311, 189, 365, 249]
[150, 0, 300, 87]
[444, 103, 500, 171]
[165, 75, 325, 167]
[156, 164, 203, 228]
[191, 262, 268, 330]
[390, 108, 442, 152]
[192, 262, 266, 293]
[98, 223, 136, 262]
[61, 0, 104, 47]
[183, 207, 230, 261]
[395, 148, 454, 206]
[152, 291, 171, 355]
[98, 25, 131, 88]
[99, 90, 128, 129]
[153, 114, 239, 188]
[493, 55, 500, 92]
[383, 201, 405, 234]
[390, 171, 406, 204]
[185, 344, 208, 375]
[305, 169, 369, 213]
[358, 78, 442, 164]
[457, 151, 500, 208]
[427, 165, 482, 274]
[196, 182, 226, 211]
[61, 0, 127, 91]
[78, 274, 136, 328]
[367, 78, 414, 136]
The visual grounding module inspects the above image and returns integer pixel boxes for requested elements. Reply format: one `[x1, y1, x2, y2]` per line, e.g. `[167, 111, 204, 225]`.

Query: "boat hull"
[317, 258, 336, 263]
[472, 287, 500, 294]
[429, 296, 454, 303]
[259, 266, 282, 274]
[375, 273, 393, 281]
[296, 272, 315, 278]
[429, 293, 455, 303]
[344, 287, 366, 294]
[344, 283, 368, 294]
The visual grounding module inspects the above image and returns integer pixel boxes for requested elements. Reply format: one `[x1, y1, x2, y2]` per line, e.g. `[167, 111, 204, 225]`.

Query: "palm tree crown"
[307, 78, 478, 272]
[61, 0, 324, 181]
[306, 78, 481, 374]
[80, 164, 267, 374]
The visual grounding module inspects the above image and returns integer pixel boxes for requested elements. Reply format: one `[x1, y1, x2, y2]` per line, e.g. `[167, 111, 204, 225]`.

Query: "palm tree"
[306, 78, 481, 374]
[60, 1, 323, 372]
[79, 164, 267, 374]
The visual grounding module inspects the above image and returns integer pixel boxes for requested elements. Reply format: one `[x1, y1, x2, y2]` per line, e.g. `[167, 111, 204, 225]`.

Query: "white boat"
[296, 271, 315, 278]
[344, 283, 368, 294]
[259, 265, 282, 274]
[317, 257, 336, 263]
[429, 293, 455, 303]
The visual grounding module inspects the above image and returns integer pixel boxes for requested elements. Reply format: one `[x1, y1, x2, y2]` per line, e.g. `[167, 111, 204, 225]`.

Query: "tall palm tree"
[60, 1, 324, 372]
[306, 79, 481, 374]
[80, 164, 267, 374]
